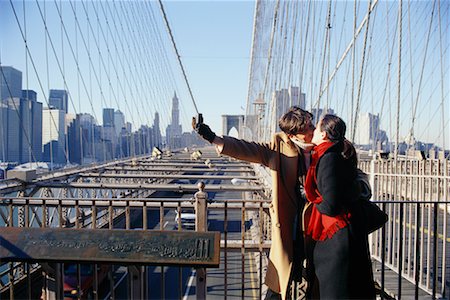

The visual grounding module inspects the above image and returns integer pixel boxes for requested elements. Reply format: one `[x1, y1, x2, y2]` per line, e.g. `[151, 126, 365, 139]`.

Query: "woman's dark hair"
[279, 106, 313, 135]
[320, 114, 346, 143]
[320, 114, 358, 166]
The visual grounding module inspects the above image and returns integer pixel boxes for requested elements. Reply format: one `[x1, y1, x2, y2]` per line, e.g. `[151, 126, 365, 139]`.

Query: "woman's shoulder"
[317, 151, 343, 170]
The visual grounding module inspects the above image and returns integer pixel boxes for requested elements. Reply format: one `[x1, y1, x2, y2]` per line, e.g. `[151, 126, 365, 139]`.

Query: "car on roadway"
[174, 208, 196, 230]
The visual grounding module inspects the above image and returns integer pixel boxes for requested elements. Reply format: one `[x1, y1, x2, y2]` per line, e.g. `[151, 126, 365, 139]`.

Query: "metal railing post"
[195, 181, 208, 300]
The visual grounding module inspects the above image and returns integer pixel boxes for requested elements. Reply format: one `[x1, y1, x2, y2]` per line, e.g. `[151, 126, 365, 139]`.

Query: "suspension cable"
[158, 0, 199, 114]
[312, 0, 379, 110]
[351, 0, 373, 142]
[317, 0, 332, 111]
[438, 0, 446, 154]
[409, 0, 436, 145]
[395, 0, 403, 159]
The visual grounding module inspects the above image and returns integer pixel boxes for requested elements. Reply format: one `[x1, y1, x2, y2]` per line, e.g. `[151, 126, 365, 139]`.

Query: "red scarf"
[305, 141, 350, 241]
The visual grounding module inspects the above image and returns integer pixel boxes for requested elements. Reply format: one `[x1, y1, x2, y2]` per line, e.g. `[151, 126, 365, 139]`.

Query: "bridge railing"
[0, 195, 273, 299]
[1, 157, 449, 300]
[360, 159, 449, 299]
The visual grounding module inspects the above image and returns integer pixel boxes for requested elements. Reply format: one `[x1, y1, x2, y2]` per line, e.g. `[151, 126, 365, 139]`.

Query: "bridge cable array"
[1, 0, 200, 167]
[244, 0, 448, 157]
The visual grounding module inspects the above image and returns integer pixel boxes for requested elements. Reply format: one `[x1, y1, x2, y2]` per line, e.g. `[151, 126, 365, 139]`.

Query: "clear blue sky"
[1, 1, 448, 148]
[163, 0, 255, 134]
[0, 0, 255, 136]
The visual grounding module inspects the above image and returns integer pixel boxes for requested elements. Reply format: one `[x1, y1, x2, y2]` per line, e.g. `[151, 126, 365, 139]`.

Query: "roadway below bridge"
[104, 149, 265, 299]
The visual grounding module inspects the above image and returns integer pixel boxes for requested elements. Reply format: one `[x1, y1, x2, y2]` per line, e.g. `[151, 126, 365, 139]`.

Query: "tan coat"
[221, 133, 307, 300]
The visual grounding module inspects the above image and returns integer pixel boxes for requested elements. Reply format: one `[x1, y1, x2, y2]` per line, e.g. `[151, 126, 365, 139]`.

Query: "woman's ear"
[321, 131, 327, 140]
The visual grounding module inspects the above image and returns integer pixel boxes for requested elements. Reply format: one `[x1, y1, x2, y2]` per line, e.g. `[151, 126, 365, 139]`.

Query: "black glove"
[196, 123, 216, 143]
[192, 116, 216, 143]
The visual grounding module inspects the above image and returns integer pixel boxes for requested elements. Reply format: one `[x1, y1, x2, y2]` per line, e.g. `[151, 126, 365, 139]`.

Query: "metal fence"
[0, 195, 273, 299]
[360, 159, 449, 299]
[1, 158, 449, 299]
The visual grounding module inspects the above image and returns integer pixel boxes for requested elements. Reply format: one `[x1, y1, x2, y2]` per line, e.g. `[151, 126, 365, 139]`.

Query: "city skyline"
[0, 65, 208, 167]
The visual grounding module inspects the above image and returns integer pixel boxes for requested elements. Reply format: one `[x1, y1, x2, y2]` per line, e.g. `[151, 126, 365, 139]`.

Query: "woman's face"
[312, 119, 326, 145]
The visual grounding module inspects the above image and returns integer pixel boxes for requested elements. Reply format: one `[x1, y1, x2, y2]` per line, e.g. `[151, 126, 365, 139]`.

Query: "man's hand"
[192, 116, 216, 143]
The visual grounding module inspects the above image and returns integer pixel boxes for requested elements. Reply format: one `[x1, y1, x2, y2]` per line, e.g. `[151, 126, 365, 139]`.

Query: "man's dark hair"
[320, 114, 346, 143]
[278, 106, 313, 135]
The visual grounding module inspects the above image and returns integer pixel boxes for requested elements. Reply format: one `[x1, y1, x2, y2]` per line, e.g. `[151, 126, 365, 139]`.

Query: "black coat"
[306, 141, 375, 300]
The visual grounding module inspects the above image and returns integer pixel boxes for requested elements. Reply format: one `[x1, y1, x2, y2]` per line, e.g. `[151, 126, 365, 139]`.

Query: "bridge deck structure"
[0, 148, 448, 299]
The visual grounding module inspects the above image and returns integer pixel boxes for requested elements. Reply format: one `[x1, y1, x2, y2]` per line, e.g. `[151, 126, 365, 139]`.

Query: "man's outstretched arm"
[193, 116, 274, 167]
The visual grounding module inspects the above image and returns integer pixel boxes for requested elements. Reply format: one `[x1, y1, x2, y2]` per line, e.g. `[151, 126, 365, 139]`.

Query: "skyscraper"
[49, 89, 68, 113]
[0, 68, 22, 162]
[166, 93, 182, 148]
[171, 92, 181, 133]
[0, 69, 43, 163]
[354, 112, 378, 146]
[5, 98, 21, 162]
[103, 108, 115, 127]
[31, 100, 43, 161]
[153, 112, 162, 147]
[272, 86, 305, 122]
[42, 108, 66, 164]
[354, 112, 388, 150]
[311, 107, 335, 125]
[269, 86, 306, 135]
[114, 110, 125, 136]
[0, 66, 22, 101]
[22, 90, 43, 162]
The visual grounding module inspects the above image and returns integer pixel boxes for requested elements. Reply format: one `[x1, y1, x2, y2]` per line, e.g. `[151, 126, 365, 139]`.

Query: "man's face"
[303, 119, 315, 142]
[292, 120, 315, 143]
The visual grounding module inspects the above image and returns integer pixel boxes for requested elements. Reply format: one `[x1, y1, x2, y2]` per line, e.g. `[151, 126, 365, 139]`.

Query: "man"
[193, 106, 315, 300]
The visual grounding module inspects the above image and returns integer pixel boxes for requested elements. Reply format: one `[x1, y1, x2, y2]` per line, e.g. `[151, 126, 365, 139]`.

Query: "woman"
[304, 114, 375, 299]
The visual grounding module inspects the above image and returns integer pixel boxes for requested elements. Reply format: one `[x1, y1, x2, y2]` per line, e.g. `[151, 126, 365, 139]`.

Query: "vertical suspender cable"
[158, 0, 199, 114]
[406, 0, 414, 152]
[317, 0, 332, 112]
[60, 0, 70, 164]
[287, 0, 299, 95]
[44, 0, 53, 170]
[312, 0, 379, 111]
[4, 1, 40, 165]
[395, 0, 402, 160]
[350, 0, 357, 140]
[410, 0, 436, 149]
[244, 0, 260, 140]
[351, 0, 372, 142]
[438, 0, 448, 290]
[23, 0, 31, 163]
[261, 0, 280, 141]
[438, 0, 447, 159]
[0, 51, 5, 162]
[299, 0, 311, 96]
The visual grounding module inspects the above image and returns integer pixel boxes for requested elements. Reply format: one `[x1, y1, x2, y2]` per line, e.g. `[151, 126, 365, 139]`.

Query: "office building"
[354, 112, 389, 150]
[311, 107, 335, 124]
[49, 89, 68, 113]
[21, 90, 43, 162]
[114, 110, 125, 136]
[166, 93, 182, 149]
[42, 108, 66, 164]
[354, 112, 379, 146]
[103, 108, 115, 127]
[153, 112, 162, 148]
[272, 86, 306, 122]
[5, 98, 21, 162]
[0, 66, 22, 101]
